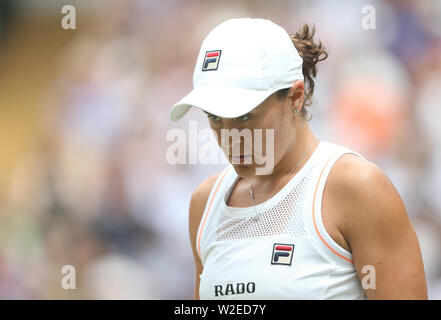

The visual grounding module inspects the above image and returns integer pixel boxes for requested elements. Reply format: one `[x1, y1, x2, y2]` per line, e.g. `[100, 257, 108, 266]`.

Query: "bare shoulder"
[329, 153, 389, 190]
[330, 153, 403, 208]
[329, 153, 406, 216]
[327, 153, 411, 244]
[327, 155, 427, 299]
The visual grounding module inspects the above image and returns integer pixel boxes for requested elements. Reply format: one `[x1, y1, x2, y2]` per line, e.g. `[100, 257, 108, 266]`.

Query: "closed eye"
[236, 114, 251, 122]
[203, 111, 221, 123]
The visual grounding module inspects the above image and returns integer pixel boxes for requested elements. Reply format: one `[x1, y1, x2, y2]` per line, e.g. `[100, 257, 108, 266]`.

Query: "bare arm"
[188, 172, 221, 300]
[330, 155, 427, 299]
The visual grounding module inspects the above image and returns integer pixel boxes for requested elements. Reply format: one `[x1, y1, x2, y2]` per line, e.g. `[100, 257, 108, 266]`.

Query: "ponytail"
[277, 24, 328, 120]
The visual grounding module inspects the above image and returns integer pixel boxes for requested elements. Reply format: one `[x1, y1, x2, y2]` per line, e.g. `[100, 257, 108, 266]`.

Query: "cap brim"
[170, 85, 281, 122]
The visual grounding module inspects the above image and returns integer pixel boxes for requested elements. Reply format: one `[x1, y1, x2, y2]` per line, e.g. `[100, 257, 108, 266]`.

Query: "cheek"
[212, 128, 233, 155]
[212, 128, 222, 147]
[251, 123, 274, 156]
[261, 117, 292, 158]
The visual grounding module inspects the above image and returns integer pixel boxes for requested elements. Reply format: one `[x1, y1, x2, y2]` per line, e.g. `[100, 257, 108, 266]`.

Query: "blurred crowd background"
[0, 0, 440, 299]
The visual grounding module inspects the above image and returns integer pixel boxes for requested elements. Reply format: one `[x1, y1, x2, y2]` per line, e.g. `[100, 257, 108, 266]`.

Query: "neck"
[249, 123, 318, 194]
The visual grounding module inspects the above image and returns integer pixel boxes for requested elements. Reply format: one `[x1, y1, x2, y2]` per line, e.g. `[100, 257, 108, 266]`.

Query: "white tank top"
[197, 140, 368, 300]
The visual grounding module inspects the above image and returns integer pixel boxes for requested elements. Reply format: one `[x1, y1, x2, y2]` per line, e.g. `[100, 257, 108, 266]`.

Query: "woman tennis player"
[170, 18, 427, 299]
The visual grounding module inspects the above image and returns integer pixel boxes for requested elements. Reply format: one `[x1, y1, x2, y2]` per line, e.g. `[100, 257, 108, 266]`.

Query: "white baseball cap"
[170, 18, 304, 121]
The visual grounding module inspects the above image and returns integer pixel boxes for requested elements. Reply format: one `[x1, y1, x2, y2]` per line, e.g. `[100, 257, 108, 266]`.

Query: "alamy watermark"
[166, 121, 275, 175]
[61, 5, 76, 30]
[61, 265, 76, 290]
[361, 5, 376, 30]
[361, 264, 376, 290]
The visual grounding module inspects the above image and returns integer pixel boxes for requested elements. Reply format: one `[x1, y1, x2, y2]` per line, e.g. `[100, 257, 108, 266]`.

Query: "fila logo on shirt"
[202, 50, 221, 71]
[271, 243, 295, 266]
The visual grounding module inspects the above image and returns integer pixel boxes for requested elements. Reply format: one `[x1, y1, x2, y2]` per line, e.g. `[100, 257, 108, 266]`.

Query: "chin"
[231, 163, 256, 176]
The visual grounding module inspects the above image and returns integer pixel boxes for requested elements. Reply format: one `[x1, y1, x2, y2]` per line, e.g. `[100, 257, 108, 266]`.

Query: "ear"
[287, 80, 305, 113]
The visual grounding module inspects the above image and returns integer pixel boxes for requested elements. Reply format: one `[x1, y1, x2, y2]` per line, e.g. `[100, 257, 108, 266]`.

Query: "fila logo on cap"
[271, 243, 294, 266]
[202, 50, 221, 71]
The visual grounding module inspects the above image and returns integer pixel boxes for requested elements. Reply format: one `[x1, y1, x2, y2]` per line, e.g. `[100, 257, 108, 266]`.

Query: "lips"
[230, 154, 252, 164]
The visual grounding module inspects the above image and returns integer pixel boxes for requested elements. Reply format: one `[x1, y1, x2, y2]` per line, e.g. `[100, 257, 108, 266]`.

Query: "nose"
[225, 134, 253, 157]
[214, 119, 253, 155]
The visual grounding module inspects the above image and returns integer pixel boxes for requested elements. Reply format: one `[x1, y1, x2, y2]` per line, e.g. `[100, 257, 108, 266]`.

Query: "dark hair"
[277, 24, 328, 120]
